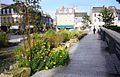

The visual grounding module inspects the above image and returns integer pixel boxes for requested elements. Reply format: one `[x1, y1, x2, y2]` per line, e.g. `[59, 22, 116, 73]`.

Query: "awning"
[10, 25, 19, 29]
[57, 25, 74, 29]
[10, 25, 34, 29]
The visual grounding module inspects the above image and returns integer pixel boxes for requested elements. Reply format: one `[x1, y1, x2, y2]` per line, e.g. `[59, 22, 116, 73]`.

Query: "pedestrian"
[93, 27, 96, 34]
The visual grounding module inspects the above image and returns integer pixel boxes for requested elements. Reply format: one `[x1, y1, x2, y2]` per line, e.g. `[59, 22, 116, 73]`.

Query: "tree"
[116, 0, 120, 3]
[29, 9, 42, 32]
[12, 0, 41, 70]
[99, 6, 114, 26]
[82, 15, 91, 29]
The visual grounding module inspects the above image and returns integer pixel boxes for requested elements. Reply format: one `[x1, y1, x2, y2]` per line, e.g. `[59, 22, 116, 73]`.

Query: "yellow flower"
[53, 62, 56, 64]
[45, 66, 48, 70]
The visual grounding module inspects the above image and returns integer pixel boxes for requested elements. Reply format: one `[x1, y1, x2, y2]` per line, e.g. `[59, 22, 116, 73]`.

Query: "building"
[41, 12, 53, 29]
[91, 7, 104, 30]
[0, 4, 9, 27]
[91, 6, 120, 30]
[0, 4, 20, 27]
[0, 4, 21, 32]
[74, 12, 87, 29]
[55, 6, 88, 30]
[56, 6, 75, 29]
[108, 6, 120, 26]
[0, 3, 53, 32]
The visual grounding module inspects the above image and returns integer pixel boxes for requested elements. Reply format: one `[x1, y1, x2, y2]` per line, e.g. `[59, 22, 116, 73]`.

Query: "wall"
[100, 27, 120, 74]
[56, 14, 75, 26]
[0, 68, 31, 77]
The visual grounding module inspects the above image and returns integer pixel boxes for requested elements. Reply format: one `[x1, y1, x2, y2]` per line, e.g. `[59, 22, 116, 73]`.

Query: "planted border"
[12, 30, 87, 75]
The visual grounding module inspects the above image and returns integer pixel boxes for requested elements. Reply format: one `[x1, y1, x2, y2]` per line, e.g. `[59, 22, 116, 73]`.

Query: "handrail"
[100, 27, 120, 74]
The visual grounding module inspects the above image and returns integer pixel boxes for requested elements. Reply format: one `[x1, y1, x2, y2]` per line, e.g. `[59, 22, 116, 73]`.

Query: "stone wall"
[100, 27, 120, 74]
[0, 68, 31, 77]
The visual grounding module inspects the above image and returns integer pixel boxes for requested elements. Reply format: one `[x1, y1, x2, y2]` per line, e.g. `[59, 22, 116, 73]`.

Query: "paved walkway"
[32, 32, 120, 77]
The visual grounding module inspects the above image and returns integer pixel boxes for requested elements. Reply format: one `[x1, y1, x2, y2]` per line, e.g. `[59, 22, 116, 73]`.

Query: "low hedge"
[105, 26, 120, 33]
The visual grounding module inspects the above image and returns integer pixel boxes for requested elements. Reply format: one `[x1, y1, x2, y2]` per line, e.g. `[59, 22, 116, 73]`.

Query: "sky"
[1, 0, 120, 18]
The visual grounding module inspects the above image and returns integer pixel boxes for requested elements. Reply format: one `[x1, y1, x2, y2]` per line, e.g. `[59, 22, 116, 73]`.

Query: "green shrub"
[0, 32, 8, 48]
[58, 30, 76, 42]
[105, 26, 120, 33]
[74, 31, 87, 40]
[46, 34, 64, 48]
[44, 30, 64, 48]
[44, 29, 56, 37]
[32, 33, 43, 39]
[14, 30, 87, 75]
[14, 40, 70, 75]
[14, 39, 51, 74]
[45, 46, 70, 70]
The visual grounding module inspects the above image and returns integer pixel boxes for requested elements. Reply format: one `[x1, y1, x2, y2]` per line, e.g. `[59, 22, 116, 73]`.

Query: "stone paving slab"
[32, 33, 120, 77]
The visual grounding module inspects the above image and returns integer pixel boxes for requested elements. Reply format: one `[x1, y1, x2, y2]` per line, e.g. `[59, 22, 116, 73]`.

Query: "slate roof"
[75, 12, 87, 17]
[1, 4, 9, 9]
[92, 7, 103, 13]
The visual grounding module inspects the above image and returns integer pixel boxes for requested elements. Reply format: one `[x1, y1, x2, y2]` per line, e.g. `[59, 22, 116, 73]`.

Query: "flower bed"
[12, 30, 87, 75]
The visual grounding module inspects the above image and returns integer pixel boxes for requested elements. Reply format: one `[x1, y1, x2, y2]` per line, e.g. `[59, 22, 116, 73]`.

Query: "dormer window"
[11, 9, 14, 14]
[7, 9, 9, 14]
[9, 9, 11, 14]
[3, 9, 5, 14]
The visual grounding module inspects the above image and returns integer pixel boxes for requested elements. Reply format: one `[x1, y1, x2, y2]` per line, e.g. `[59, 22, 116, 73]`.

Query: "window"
[12, 17, 14, 23]
[7, 9, 9, 14]
[3, 9, 5, 14]
[11, 9, 14, 14]
[10, 17, 12, 22]
[0, 10, 1, 14]
[8, 17, 10, 22]
[9, 9, 11, 14]
[16, 17, 18, 20]
[94, 19, 96, 22]
[4, 17, 6, 23]
[94, 14, 96, 17]
[5, 9, 7, 14]
[16, 21, 18, 23]
[99, 19, 102, 22]
[16, 17, 18, 23]
[1, 17, 3, 23]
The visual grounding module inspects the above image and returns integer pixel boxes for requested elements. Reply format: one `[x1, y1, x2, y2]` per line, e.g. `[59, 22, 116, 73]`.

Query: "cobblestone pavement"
[32, 32, 120, 77]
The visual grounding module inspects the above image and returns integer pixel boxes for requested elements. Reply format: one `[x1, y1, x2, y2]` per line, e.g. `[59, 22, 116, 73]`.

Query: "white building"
[108, 6, 120, 26]
[56, 6, 75, 29]
[91, 7, 104, 30]
[74, 12, 87, 29]
[91, 6, 120, 30]
[56, 6, 88, 30]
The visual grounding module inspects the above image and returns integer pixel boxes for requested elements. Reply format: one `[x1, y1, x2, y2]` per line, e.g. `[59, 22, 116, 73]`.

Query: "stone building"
[0, 4, 20, 27]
